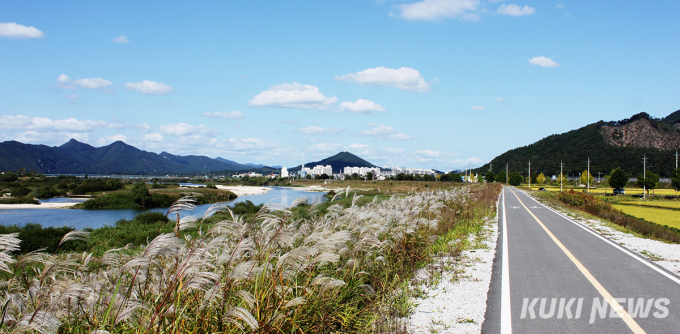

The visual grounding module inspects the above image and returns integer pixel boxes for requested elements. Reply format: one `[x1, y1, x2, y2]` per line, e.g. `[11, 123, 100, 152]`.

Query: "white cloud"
[529, 56, 559, 68]
[125, 80, 173, 95]
[452, 157, 483, 166]
[392, 0, 480, 21]
[307, 143, 343, 153]
[143, 133, 164, 142]
[201, 111, 244, 119]
[13, 131, 90, 145]
[555, 4, 566, 9]
[66, 93, 78, 100]
[349, 143, 368, 149]
[137, 123, 151, 132]
[248, 82, 337, 109]
[414, 149, 440, 157]
[336, 67, 430, 92]
[294, 126, 342, 135]
[339, 99, 387, 113]
[497, 4, 535, 16]
[366, 122, 376, 127]
[360, 124, 413, 140]
[98, 135, 127, 146]
[112, 35, 129, 43]
[56, 74, 113, 91]
[73, 78, 114, 89]
[472, 105, 485, 110]
[159, 123, 217, 136]
[57, 74, 71, 83]
[0, 115, 120, 132]
[495, 97, 504, 103]
[0, 22, 44, 39]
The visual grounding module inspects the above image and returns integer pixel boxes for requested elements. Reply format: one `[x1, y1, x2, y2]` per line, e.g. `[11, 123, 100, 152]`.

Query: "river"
[0, 187, 326, 229]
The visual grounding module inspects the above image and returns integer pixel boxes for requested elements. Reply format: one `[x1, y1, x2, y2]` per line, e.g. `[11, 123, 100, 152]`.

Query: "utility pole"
[587, 157, 591, 193]
[642, 154, 648, 199]
[506, 163, 509, 184]
[676, 150, 678, 170]
[489, 162, 493, 172]
[560, 160, 564, 192]
[528, 160, 531, 188]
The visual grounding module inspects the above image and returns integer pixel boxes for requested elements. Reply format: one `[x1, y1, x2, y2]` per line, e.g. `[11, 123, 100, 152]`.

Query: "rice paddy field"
[0, 183, 501, 333]
[618, 201, 680, 210]
[611, 204, 680, 229]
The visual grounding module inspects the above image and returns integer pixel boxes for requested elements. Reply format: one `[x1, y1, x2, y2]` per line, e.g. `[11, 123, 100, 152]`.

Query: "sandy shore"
[0, 202, 80, 209]
[215, 185, 273, 196]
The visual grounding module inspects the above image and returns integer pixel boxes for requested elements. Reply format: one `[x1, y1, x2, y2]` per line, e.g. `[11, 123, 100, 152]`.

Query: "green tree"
[131, 182, 152, 206]
[637, 171, 659, 195]
[495, 171, 507, 183]
[536, 173, 546, 186]
[365, 172, 374, 180]
[485, 171, 495, 183]
[671, 169, 680, 195]
[508, 171, 523, 186]
[579, 169, 594, 187]
[609, 167, 629, 190]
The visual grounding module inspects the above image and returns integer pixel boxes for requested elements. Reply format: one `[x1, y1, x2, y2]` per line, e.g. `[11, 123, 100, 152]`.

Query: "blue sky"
[1, 1, 679, 170]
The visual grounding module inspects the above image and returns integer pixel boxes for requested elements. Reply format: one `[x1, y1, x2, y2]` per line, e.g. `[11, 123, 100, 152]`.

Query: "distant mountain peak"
[290, 151, 376, 172]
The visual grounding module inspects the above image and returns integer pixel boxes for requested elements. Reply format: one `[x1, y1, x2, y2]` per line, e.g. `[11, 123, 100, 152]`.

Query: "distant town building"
[281, 167, 289, 178]
[299, 164, 307, 178]
[305, 165, 332, 177]
[383, 166, 435, 177]
[343, 166, 380, 176]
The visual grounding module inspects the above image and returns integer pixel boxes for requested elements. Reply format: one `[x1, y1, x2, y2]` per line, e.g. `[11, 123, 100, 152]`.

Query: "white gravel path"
[524, 192, 680, 276]
[408, 217, 499, 334]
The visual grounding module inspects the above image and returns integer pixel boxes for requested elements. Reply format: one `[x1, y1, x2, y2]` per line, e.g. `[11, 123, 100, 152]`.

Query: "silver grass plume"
[0, 233, 20, 274]
[57, 230, 90, 248]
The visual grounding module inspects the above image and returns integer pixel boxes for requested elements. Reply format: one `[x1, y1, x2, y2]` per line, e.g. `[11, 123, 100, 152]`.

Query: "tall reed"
[0, 184, 500, 333]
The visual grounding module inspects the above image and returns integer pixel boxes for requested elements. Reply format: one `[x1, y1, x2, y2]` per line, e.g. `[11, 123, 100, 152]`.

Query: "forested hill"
[478, 110, 680, 177]
[289, 152, 377, 173]
[0, 139, 268, 174]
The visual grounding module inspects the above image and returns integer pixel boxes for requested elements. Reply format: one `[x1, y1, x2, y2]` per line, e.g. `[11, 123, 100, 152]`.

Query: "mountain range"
[478, 110, 680, 177]
[0, 139, 271, 174]
[0, 139, 378, 175]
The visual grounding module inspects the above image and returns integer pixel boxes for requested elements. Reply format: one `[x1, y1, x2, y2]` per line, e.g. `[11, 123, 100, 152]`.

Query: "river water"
[0, 187, 326, 229]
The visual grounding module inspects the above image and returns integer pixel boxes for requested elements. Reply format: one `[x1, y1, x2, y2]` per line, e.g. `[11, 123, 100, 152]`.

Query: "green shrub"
[29, 185, 62, 199]
[0, 223, 86, 254]
[11, 187, 32, 197]
[129, 211, 170, 225]
[230, 200, 263, 215]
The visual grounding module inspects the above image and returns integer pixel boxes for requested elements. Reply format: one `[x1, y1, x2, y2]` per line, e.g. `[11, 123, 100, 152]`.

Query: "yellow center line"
[507, 187, 645, 334]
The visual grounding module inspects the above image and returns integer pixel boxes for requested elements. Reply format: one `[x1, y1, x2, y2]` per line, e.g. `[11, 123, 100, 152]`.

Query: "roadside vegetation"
[532, 189, 680, 243]
[0, 183, 500, 333]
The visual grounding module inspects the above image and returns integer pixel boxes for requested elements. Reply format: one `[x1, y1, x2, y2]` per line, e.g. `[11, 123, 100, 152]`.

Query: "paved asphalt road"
[482, 187, 680, 333]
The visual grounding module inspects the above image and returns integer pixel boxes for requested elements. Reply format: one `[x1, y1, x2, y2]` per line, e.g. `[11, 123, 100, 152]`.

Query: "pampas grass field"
[0, 183, 500, 333]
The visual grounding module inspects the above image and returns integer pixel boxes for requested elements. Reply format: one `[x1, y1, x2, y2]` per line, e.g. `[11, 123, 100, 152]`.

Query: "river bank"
[0, 185, 275, 209]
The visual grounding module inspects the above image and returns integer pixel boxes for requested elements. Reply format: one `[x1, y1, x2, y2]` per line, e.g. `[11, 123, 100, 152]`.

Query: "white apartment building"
[343, 166, 381, 176]
[281, 167, 289, 178]
[304, 165, 333, 176]
[383, 166, 436, 177]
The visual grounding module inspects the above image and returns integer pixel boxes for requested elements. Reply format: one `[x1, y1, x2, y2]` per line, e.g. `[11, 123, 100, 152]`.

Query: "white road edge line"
[501, 188, 512, 333]
[517, 188, 680, 286]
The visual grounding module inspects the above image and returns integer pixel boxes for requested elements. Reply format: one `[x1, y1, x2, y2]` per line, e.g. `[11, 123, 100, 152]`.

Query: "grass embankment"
[534, 190, 680, 243]
[0, 197, 39, 205]
[0, 183, 500, 333]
